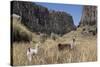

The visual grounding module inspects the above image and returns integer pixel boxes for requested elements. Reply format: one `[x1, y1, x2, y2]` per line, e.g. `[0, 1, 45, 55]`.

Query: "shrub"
[12, 20, 32, 42]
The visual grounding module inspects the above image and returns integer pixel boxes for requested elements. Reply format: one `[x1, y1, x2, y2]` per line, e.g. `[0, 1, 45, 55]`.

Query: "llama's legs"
[27, 54, 32, 62]
[71, 44, 73, 49]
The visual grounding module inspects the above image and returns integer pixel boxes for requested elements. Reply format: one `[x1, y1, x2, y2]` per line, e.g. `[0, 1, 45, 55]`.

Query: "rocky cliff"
[11, 1, 76, 35]
[79, 6, 97, 26]
[79, 6, 97, 36]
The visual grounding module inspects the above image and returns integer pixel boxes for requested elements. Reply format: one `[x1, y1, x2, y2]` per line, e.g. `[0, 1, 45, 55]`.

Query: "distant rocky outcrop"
[79, 6, 97, 27]
[11, 1, 76, 35]
[79, 6, 97, 36]
[48, 10, 76, 34]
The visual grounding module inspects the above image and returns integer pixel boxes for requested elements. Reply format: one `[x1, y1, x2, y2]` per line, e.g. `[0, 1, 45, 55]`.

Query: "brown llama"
[58, 38, 75, 50]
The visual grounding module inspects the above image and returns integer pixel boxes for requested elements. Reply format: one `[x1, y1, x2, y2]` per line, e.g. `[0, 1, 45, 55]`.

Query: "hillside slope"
[78, 6, 97, 36]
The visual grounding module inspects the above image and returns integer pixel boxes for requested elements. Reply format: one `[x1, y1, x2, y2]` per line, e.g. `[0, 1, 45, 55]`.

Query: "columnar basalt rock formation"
[79, 6, 97, 26]
[79, 6, 97, 36]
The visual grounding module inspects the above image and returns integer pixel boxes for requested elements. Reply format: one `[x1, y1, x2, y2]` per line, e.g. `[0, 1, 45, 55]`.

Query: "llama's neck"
[28, 48, 30, 52]
[35, 43, 38, 50]
[72, 39, 75, 46]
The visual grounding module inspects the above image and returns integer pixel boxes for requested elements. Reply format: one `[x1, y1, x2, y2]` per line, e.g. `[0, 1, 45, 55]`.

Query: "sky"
[36, 2, 83, 26]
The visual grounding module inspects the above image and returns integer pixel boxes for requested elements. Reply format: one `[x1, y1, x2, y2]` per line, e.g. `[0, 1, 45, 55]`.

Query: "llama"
[70, 38, 76, 49]
[58, 43, 72, 50]
[58, 38, 76, 50]
[27, 42, 40, 62]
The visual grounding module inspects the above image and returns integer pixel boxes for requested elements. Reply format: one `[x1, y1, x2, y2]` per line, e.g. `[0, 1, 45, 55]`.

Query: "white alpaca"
[27, 42, 40, 62]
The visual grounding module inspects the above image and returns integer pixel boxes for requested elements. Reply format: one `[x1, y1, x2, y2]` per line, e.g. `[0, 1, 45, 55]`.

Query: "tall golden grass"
[12, 17, 97, 66]
[12, 29, 97, 66]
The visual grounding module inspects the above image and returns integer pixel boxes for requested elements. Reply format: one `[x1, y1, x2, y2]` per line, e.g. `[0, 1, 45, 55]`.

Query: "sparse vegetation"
[12, 18, 32, 42]
[81, 25, 97, 36]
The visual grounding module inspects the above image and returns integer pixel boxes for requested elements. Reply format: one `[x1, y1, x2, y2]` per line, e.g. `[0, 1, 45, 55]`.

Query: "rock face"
[11, 1, 76, 35]
[79, 6, 97, 36]
[49, 11, 75, 34]
[79, 6, 97, 26]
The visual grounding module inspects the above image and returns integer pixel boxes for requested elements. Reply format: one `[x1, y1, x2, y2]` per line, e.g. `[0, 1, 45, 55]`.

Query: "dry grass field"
[12, 27, 97, 66]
